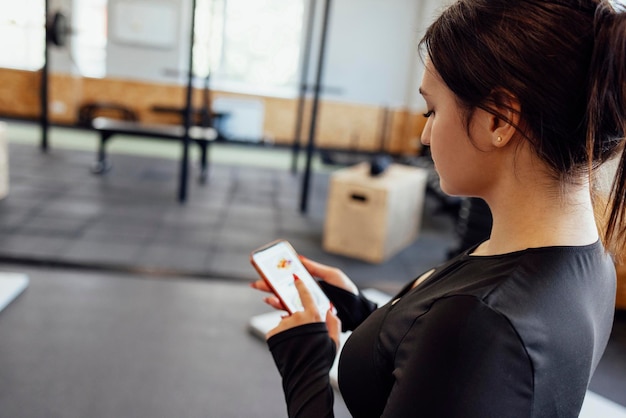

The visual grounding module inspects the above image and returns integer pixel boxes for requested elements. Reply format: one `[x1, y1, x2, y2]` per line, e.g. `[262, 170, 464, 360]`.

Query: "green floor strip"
[3, 120, 335, 172]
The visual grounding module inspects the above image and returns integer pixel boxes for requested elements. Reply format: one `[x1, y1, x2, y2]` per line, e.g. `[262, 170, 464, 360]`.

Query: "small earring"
[496, 136, 503, 143]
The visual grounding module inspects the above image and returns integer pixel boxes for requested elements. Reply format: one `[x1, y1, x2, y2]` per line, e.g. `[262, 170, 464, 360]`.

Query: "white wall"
[304, 0, 448, 110]
[105, 0, 191, 84]
[308, 0, 421, 107]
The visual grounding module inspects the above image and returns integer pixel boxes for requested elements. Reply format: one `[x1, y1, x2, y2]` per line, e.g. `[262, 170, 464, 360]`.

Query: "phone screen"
[251, 240, 331, 316]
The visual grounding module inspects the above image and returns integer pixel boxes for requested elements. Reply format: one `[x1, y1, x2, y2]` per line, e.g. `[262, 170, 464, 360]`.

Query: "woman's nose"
[420, 122, 431, 146]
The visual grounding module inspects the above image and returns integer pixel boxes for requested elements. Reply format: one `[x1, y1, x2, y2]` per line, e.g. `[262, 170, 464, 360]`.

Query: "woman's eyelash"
[423, 110, 433, 118]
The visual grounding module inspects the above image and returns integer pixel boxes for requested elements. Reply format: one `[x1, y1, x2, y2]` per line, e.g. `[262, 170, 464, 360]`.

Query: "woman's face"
[419, 61, 498, 197]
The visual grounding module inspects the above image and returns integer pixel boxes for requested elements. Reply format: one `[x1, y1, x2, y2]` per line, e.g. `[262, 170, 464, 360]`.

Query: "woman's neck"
[473, 180, 599, 257]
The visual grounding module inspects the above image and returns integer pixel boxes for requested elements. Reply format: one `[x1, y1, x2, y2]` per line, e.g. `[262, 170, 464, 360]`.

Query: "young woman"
[252, 0, 626, 416]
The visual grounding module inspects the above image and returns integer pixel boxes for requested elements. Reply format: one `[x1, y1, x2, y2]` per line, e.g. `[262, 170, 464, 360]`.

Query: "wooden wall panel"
[403, 111, 428, 154]
[80, 77, 184, 124]
[317, 102, 380, 151]
[0, 68, 427, 154]
[49, 74, 85, 124]
[0, 69, 41, 118]
[262, 96, 299, 145]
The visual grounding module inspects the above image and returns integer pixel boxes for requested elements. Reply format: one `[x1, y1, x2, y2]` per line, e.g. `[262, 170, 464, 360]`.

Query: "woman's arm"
[268, 324, 337, 418]
[265, 275, 341, 418]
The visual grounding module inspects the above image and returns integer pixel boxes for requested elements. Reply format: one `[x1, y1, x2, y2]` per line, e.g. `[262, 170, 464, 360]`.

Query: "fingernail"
[293, 273, 300, 282]
[329, 302, 334, 312]
[298, 255, 307, 261]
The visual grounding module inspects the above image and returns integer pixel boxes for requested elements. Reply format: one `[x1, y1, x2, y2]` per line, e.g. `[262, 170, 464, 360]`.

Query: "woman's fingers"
[263, 295, 285, 311]
[256, 262, 349, 344]
[293, 274, 320, 320]
[265, 279, 343, 348]
[251, 279, 289, 311]
[299, 256, 331, 279]
[299, 255, 359, 295]
[326, 306, 341, 349]
[249, 279, 272, 293]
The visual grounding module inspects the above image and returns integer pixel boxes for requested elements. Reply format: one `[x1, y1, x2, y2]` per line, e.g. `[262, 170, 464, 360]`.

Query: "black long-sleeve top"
[268, 242, 616, 417]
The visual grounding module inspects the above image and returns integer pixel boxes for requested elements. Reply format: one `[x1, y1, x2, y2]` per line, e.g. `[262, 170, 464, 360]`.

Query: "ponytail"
[588, 1, 626, 258]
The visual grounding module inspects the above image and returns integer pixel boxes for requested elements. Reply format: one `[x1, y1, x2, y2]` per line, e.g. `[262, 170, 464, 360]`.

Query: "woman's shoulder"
[391, 241, 615, 348]
[410, 240, 615, 344]
[480, 240, 615, 304]
[450, 240, 614, 298]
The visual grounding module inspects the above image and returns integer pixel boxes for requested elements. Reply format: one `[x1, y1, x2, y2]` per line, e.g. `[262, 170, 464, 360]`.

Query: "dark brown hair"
[420, 0, 626, 256]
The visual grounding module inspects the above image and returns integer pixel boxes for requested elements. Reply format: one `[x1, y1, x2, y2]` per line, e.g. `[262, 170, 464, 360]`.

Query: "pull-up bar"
[299, 0, 332, 214]
[179, 0, 198, 202]
[291, 0, 317, 175]
[41, 0, 50, 152]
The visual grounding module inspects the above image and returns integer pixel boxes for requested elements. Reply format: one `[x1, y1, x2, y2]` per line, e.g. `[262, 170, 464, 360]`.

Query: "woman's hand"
[250, 256, 358, 311]
[267, 274, 341, 348]
[299, 256, 358, 296]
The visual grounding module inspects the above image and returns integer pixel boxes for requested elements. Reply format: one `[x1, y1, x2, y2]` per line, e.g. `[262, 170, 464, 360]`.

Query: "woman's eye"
[423, 110, 434, 118]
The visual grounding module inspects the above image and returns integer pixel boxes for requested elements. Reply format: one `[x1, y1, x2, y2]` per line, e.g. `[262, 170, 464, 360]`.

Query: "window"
[0, 0, 107, 77]
[0, 0, 45, 71]
[194, 0, 306, 97]
[72, 0, 108, 78]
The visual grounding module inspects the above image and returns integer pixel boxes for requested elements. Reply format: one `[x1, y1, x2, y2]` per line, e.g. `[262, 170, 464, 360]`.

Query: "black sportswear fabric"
[268, 323, 337, 418]
[317, 281, 378, 332]
[268, 242, 616, 418]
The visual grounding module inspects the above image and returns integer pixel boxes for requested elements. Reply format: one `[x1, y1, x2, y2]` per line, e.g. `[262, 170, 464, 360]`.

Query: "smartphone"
[250, 240, 332, 316]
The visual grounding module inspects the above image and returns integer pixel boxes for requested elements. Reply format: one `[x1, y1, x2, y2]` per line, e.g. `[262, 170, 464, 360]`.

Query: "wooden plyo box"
[323, 162, 428, 263]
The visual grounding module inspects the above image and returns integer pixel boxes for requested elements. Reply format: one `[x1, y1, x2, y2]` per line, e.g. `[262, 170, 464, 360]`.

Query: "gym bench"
[91, 117, 217, 202]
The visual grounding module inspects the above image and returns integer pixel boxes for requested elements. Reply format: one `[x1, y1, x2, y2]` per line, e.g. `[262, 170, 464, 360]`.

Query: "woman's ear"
[488, 90, 521, 148]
